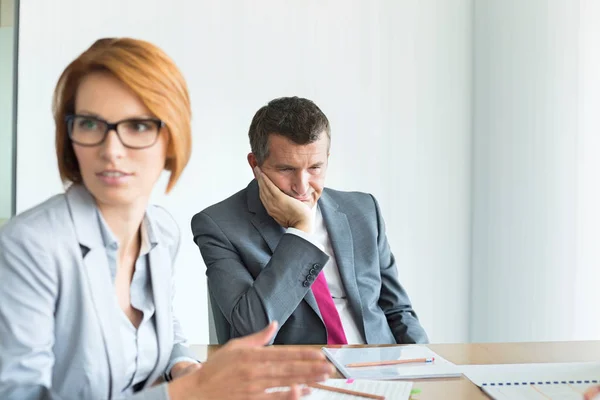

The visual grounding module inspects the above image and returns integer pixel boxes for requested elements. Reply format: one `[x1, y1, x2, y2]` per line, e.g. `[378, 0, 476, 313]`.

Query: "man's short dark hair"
[248, 96, 331, 165]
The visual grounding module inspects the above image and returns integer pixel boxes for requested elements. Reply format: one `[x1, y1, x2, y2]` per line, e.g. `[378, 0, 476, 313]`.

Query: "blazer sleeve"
[0, 225, 66, 400]
[191, 211, 330, 340]
[371, 195, 430, 344]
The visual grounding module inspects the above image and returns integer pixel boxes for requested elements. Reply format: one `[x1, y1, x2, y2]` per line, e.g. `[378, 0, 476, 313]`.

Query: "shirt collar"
[97, 211, 157, 256]
[139, 218, 155, 256]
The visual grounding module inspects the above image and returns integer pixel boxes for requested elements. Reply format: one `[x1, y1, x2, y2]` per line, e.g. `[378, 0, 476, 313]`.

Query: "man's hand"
[254, 167, 314, 233]
[168, 322, 334, 400]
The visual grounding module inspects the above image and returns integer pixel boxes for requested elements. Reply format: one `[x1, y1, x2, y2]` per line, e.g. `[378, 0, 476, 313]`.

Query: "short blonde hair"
[53, 37, 191, 193]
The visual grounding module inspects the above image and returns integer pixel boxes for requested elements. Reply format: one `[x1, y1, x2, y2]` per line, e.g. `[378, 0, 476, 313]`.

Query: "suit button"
[307, 273, 314, 281]
[303, 280, 310, 287]
[309, 267, 317, 274]
[312, 263, 321, 269]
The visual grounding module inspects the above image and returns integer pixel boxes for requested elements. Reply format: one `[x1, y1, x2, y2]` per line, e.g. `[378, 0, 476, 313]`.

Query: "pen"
[308, 382, 385, 400]
[346, 357, 435, 368]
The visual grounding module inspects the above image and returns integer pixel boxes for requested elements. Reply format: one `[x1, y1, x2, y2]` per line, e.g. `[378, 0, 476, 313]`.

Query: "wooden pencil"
[346, 357, 434, 368]
[307, 382, 385, 400]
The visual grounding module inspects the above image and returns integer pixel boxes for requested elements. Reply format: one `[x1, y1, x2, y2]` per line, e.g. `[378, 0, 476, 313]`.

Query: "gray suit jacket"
[0, 185, 195, 400]
[192, 180, 428, 345]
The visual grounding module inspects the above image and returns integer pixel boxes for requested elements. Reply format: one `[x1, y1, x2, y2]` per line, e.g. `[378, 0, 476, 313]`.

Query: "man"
[192, 97, 428, 345]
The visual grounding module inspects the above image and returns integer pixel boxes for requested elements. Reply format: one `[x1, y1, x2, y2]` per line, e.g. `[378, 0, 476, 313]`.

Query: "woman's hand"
[584, 386, 600, 400]
[168, 321, 334, 400]
[170, 361, 202, 380]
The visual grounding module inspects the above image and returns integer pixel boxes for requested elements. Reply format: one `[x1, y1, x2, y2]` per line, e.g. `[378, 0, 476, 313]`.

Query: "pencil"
[346, 357, 435, 368]
[308, 382, 385, 400]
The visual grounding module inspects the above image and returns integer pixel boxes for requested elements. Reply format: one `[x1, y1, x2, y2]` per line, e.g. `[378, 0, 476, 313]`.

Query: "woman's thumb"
[235, 321, 278, 347]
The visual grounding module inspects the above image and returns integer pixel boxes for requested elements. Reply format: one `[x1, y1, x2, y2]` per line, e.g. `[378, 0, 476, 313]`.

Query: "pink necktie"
[312, 272, 348, 344]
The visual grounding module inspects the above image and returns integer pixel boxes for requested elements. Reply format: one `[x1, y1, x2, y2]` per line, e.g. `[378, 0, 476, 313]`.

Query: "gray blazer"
[192, 180, 428, 345]
[0, 185, 195, 400]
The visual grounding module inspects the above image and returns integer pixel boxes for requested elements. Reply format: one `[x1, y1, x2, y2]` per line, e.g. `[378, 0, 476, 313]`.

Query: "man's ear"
[247, 153, 258, 170]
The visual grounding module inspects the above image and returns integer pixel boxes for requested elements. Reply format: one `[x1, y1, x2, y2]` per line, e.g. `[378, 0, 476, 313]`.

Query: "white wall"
[573, 0, 600, 340]
[0, 26, 14, 220]
[17, 0, 473, 344]
[470, 0, 600, 342]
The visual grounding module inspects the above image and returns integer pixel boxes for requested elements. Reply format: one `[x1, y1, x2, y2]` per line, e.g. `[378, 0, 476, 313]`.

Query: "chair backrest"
[207, 288, 232, 344]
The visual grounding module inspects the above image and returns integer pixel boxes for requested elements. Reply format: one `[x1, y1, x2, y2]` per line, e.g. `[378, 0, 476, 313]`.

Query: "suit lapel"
[303, 290, 321, 319]
[246, 180, 322, 319]
[319, 191, 367, 339]
[65, 185, 125, 398]
[145, 234, 173, 387]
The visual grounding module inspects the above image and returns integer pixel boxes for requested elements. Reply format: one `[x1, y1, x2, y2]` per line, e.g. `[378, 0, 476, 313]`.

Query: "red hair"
[53, 37, 191, 193]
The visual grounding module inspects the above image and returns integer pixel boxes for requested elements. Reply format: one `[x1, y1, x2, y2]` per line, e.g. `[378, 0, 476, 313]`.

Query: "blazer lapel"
[65, 185, 126, 398]
[145, 234, 173, 387]
[319, 191, 367, 339]
[246, 180, 322, 319]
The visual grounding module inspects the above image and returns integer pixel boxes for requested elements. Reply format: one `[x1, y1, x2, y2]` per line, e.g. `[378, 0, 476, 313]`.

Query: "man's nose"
[293, 170, 310, 195]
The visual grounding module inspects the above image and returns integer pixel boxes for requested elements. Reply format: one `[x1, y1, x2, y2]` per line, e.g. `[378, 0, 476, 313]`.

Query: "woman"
[0, 38, 332, 400]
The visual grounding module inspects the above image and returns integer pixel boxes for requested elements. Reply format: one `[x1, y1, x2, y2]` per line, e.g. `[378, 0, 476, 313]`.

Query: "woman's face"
[72, 71, 169, 210]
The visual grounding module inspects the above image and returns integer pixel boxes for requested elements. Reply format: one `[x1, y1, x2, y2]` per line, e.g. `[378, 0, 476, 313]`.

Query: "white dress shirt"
[98, 213, 196, 394]
[287, 205, 366, 344]
[99, 214, 159, 394]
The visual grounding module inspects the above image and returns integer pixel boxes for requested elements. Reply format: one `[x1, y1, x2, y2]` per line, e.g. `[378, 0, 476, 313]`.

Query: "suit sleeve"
[371, 195, 429, 344]
[191, 211, 330, 340]
[0, 226, 67, 400]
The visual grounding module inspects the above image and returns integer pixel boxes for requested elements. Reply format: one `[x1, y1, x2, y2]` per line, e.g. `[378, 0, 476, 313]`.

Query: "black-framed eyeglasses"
[65, 114, 165, 149]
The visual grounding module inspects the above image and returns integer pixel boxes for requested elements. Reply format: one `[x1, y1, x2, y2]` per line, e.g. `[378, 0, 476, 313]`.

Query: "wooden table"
[190, 341, 600, 399]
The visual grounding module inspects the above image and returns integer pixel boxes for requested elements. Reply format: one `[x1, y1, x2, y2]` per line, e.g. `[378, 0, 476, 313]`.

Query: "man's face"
[254, 133, 329, 209]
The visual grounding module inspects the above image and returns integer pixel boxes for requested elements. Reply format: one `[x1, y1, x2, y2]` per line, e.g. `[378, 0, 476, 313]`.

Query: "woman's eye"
[124, 121, 153, 133]
[135, 123, 151, 132]
[78, 119, 98, 130]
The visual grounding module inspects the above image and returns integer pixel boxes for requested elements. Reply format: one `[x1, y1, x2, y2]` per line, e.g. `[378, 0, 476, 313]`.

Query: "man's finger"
[256, 167, 282, 197]
[254, 167, 268, 193]
[255, 168, 276, 203]
[258, 184, 269, 206]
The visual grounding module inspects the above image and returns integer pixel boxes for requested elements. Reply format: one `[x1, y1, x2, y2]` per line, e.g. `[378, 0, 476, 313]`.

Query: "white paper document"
[462, 362, 600, 400]
[268, 379, 413, 400]
[483, 383, 599, 400]
[322, 345, 460, 380]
